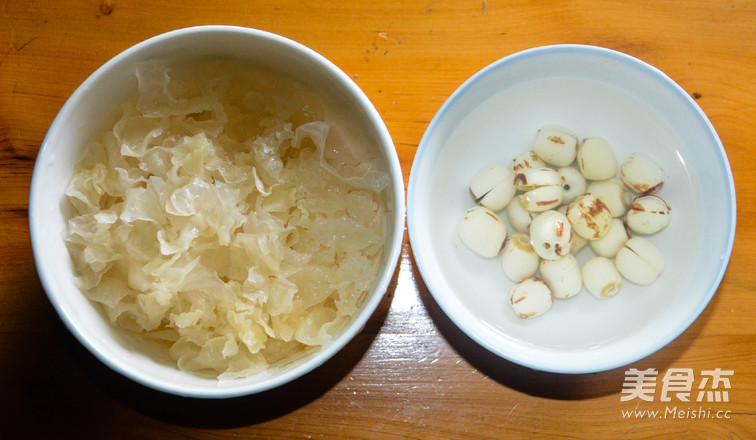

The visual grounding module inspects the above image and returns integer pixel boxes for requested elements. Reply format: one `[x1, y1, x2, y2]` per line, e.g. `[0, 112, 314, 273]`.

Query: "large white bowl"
[29, 26, 405, 398]
[407, 45, 735, 374]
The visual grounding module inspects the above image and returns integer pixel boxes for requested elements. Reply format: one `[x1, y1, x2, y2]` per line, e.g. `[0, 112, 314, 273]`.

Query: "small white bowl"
[29, 26, 405, 398]
[408, 45, 735, 374]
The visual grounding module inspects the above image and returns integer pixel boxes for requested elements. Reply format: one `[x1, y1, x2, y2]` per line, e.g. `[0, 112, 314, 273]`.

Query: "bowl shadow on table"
[409, 250, 712, 401]
[59, 260, 401, 429]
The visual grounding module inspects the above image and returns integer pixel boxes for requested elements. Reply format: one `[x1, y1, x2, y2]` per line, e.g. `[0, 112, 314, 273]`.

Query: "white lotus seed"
[505, 196, 537, 233]
[566, 193, 613, 240]
[517, 185, 564, 212]
[458, 206, 508, 258]
[529, 210, 573, 260]
[509, 277, 553, 319]
[589, 218, 631, 258]
[539, 254, 582, 299]
[500, 232, 540, 282]
[469, 164, 516, 211]
[615, 237, 666, 285]
[515, 168, 563, 212]
[586, 178, 632, 218]
[626, 195, 671, 235]
[621, 153, 664, 194]
[581, 256, 623, 299]
[558, 166, 587, 204]
[577, 136, 618, 180]
[533, 125, 578, 167]
[512, 150, 546, 174]
[461, 126, 674, 311]
[514, 167, 561, 191]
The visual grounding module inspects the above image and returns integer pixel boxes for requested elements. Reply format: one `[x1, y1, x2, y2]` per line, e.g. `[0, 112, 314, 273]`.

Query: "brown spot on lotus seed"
[589, 197, 610, 217]
[513, 160, 529, 173]
[536, 199, 559, 206]
[514, 173, 527, 187]
[485, 211, 502, 222]
[555, 220, 564, 237]
[640, 182, 664, 195]
[587, 202, 610, 237]
[548, 135, 565, 144]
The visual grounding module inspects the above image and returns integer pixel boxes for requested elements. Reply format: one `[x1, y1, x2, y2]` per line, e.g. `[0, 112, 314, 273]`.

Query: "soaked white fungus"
[64, 60, 389, 379]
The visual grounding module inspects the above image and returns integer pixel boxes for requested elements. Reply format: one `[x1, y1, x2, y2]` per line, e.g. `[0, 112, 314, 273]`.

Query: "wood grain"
[2, 1, 755, 438]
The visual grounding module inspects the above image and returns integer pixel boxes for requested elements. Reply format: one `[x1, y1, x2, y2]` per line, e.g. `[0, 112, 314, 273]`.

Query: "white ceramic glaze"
[29, 26, 405, 398]
[407, 44, 735, 374]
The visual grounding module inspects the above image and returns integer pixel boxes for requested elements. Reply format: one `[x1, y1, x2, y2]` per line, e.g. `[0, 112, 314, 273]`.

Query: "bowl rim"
[29, 25, 405, 398]
[407, 43, 736, 374]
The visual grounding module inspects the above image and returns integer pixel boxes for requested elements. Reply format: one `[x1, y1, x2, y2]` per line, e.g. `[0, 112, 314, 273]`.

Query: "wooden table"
[2, 1, 755, 438]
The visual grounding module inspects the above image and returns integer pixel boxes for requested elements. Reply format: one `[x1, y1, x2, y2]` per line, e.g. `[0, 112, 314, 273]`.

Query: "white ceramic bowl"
[29, 26, 405, 398]
[408, 45, 735, 374]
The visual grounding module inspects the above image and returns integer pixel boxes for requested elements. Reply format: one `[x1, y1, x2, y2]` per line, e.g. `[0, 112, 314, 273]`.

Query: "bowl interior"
[408, 45, 735, 373]
[30, 26, 404, 397]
